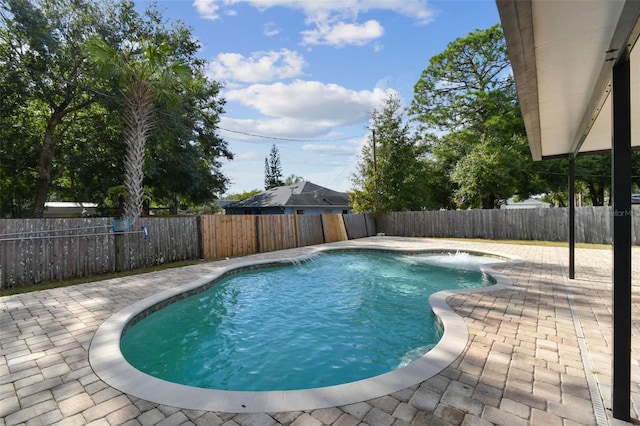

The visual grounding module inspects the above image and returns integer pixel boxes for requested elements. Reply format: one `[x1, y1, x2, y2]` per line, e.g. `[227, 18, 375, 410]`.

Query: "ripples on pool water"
[120, 251, 497, 391]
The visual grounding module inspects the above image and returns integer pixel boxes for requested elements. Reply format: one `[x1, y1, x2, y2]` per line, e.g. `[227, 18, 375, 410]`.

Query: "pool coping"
[88, 245, 524, 413]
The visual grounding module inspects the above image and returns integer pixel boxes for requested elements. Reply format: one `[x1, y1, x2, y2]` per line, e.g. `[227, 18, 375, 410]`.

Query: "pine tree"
[264, 158, 271, 190]
[264, 144, 283, 189]
[350, 92, 429, 215]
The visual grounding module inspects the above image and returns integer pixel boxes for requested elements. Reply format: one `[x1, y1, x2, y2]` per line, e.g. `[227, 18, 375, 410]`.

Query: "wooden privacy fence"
[116, 217, 200, 268]
[377, 206, 640, 244]
[4, 206, 633, 289]
[0, 218, 115, 288]
[0, 213, 374, 289]
[0, 217, 200, 289]
[200, 213, 374, 260]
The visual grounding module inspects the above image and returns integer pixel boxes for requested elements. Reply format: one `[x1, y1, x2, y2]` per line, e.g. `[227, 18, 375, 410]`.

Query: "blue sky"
[136, 0, 501, 196]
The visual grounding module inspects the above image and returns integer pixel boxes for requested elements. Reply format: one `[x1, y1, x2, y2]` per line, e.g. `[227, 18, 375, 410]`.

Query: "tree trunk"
[32, 110, 65, 218]
[482, 194, 497, 209]
[587, 183, 605, 206]
[122, 80, 154, 222]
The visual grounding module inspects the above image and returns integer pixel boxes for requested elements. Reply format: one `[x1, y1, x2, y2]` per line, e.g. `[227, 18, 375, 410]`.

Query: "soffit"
[497, 0, 640, 160]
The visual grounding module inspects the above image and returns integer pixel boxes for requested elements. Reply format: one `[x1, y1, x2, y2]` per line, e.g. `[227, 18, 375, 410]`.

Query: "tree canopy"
[411, 24, 512, 133]
[1, 0, 105, 217]
[408, 23, 640, 209]
[410, 24, 530, 209]
[350, 92, 435, 215]
[0, 0, 232, 218]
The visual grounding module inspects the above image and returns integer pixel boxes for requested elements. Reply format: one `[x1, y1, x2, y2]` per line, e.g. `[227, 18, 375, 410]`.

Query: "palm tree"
[86, 37, 191, 221]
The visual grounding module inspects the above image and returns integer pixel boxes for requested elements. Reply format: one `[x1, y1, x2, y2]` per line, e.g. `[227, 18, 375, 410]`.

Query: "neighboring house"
[214, 199, 236, 212]
[224, 181, 352, 215]
[500, 197, 551, 209]
[44, 202, 98, 217]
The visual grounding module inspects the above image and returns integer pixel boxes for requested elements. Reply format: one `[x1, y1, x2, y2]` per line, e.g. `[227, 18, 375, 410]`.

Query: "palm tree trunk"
[122, 79, 154, 222]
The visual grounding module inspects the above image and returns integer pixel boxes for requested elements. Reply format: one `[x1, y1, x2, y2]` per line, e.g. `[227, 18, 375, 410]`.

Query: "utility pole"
[372, 129, 379, 214]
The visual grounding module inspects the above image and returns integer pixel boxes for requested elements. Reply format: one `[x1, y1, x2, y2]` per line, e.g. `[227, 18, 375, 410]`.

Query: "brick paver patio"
[1, 237, 639, 425]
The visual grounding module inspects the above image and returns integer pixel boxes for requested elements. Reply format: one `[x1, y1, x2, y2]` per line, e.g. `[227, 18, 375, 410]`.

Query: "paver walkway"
[1, 237, 639, 425]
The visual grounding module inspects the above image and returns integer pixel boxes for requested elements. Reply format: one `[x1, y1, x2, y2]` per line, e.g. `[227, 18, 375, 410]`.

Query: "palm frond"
[85, 37, 125, 82]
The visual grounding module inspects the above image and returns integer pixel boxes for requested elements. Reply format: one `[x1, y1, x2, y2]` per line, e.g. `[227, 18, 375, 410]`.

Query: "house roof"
[497, 0, 640, 160]
[45, 202, 98, 208]
[501, 197, 550, 209]
[225, 181, 350, 209]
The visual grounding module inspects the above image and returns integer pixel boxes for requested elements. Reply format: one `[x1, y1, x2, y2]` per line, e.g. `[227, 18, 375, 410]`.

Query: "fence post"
[293, 213, 300, 247]
[115, 233, 125, 272]
[196, 215, 203, 260]
[255, 215, 262, 253]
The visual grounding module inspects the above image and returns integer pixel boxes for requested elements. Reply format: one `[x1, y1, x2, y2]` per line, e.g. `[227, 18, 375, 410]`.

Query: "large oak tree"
[410, 24, 529, 209]
[0, 0, 232, 218]
[0, 0, 104, 217]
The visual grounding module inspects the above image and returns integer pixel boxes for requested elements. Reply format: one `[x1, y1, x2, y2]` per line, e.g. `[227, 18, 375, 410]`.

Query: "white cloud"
[233, 151, 261, 161]
[225, 80, 386, 124]
[193, 1, 435, 47]
[221, 116, 335, 139]
[218, 82, 396, 152]
[242, 1, 436, 25]
[263, 22, 281, 36]
[301, 19, 383, 47]
[192, 0, 222, 20]
[302, 143, 359, 156]
[208, 49, 306, 83]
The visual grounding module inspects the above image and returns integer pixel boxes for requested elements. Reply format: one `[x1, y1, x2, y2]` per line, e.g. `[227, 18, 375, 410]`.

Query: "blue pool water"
[120, 251, 496, 391]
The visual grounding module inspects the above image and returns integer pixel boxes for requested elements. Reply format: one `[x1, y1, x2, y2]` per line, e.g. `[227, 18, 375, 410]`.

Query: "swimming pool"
[90, 243, 520, 412]
[120, 251, 491, 392]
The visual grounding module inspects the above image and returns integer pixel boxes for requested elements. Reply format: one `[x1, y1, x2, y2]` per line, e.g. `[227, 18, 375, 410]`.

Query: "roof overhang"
[497, 0, 640, 160]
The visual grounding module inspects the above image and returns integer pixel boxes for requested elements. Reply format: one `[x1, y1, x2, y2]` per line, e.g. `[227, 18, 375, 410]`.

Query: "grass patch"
[0, 259, 202, 297]
[434, 237, 612, 250]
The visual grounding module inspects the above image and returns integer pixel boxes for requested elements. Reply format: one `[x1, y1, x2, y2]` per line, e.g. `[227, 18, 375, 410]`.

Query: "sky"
[135, 0, 502, 196]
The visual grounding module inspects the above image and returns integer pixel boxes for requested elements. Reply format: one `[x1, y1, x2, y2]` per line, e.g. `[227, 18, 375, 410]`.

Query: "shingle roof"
[225, 181, 350, 209]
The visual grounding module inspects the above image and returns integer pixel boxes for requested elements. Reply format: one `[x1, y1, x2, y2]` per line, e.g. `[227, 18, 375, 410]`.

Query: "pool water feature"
[120, 251, 495, 392]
